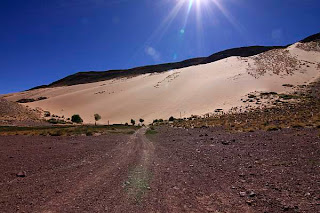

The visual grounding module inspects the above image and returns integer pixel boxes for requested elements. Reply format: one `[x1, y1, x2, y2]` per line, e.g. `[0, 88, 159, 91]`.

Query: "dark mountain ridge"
[30, 32, 320, 89]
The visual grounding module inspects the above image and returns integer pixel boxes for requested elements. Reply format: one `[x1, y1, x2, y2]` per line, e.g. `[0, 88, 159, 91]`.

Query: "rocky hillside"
[0, 98, 45, 126]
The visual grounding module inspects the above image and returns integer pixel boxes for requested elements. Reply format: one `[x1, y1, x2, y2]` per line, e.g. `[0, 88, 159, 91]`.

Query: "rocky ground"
[0, 126, 319, 212]
[0, 98, 46, 126]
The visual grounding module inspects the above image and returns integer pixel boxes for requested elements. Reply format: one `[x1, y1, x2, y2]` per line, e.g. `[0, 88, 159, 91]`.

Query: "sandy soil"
[0, 127, 319, 212]
[3, 43, 320, 124]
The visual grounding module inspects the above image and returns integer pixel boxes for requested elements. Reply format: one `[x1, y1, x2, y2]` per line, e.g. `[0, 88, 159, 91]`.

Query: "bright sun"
[144, 0, 239, 60]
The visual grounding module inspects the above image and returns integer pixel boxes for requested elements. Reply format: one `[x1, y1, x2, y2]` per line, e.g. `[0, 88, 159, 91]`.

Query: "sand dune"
[3, 43, 320, 124]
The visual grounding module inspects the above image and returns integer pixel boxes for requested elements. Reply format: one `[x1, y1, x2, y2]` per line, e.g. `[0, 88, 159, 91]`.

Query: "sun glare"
[142, 0, 241, 61]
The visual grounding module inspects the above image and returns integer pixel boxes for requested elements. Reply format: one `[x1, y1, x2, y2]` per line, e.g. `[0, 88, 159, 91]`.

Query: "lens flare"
[135, 0, 243, 63]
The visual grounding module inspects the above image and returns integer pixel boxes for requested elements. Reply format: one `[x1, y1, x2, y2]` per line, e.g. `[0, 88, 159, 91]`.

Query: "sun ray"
[210, 0, 245, 34]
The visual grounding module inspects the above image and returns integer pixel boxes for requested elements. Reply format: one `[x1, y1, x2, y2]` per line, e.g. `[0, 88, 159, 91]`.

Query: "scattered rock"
[16, 171, 26, 177]
[246, 200, 254, 206]
[239, 192, 246, 197]
[249, 191, 256, 197]
[221, 140, 230, 145]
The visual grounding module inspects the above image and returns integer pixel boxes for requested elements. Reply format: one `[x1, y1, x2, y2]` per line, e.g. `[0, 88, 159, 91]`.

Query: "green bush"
[49, 130, 63, 136]
[44, 111, 51, 117]
[71, 114, 83, 124]
[47, 118, 66, 124]
[86, 131, 93, 136]
[94, 113, 101, 125]
[169, 116, 175, 122]
[266, 125, 280, 131]
[146, 129, 157, 135]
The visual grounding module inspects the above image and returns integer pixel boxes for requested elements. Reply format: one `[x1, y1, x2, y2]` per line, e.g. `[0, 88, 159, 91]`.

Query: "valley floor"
[0, 127, 319, 212]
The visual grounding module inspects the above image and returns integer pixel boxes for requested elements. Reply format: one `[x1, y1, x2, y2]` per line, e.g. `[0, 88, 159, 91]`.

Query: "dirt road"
[0, 128, 154, 212]
[0, 127, 319, 212]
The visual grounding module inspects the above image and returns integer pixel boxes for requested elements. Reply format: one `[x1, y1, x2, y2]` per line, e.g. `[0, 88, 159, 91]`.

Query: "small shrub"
[86, 131, 93, 136]
[131, 119, 135, 126]
[291, 123, 304, 128]
[146, 129, 157, 135]
[44, 111, 51, 117]
[261, 92, 277, 96]
[48, 118, 58, 124]
[17, 98, 36, 103]
[282, 84, 294, 87]
[71, 114, 83, 124]
[47, 118, 66, 124]
[49, 130, 63, 136]
[169, 116, 175, 122]
[279, 94, 298, 100]
[37, 96, 48, 101]
[266, 125, 280, 131]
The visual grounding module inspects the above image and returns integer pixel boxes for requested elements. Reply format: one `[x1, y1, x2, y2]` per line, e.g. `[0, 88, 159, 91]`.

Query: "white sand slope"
[3, 43, 320, 124]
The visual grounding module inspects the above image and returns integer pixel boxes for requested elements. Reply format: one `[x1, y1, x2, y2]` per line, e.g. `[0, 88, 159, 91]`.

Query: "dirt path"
[0, 128, 154, 213]
[1, 127, 319, 212]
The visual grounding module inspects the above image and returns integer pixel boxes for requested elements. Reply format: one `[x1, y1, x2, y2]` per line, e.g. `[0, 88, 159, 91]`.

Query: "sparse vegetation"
[260, 92, 278, 96]
[139, 118, 144, 124]
[0, 125, 140, 136]
[282, 84, 294, 87]
[145, 129, 157, 135]
[94, 113, 101, 125]
[266, 125, 281, 131]
[169, 116, 175, 122]
[86, 131, 93, 136]
[47, 118, 68, 124]
[71, 114, 83, 124]
[278, 94, 299, 100]
[123, 166, 151, 203]
[44, 111, 51, 117]
[131, 119, 136, 126]
[16, 97, 48, 103]
[169, 80, 320, 132]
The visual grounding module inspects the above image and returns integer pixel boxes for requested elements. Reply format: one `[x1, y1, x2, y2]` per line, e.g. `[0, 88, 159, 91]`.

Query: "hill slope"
[0, 98, 44, 126]
[2, 33, 320, 124]
[30, 33, 320, 89]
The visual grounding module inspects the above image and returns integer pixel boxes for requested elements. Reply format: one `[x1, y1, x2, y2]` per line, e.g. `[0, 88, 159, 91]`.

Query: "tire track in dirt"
[38, 131, 144, 213]
[123, 128, 155, 204]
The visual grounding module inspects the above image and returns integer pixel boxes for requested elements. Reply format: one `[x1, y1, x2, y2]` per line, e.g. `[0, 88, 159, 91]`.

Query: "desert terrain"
[2, 38, 320, 125]
[0, 33, 320, 213]
[0, 126, 319, 212]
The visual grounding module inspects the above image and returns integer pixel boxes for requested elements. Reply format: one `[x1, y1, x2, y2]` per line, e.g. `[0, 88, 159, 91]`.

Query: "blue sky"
[0, 0, 319, 94]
